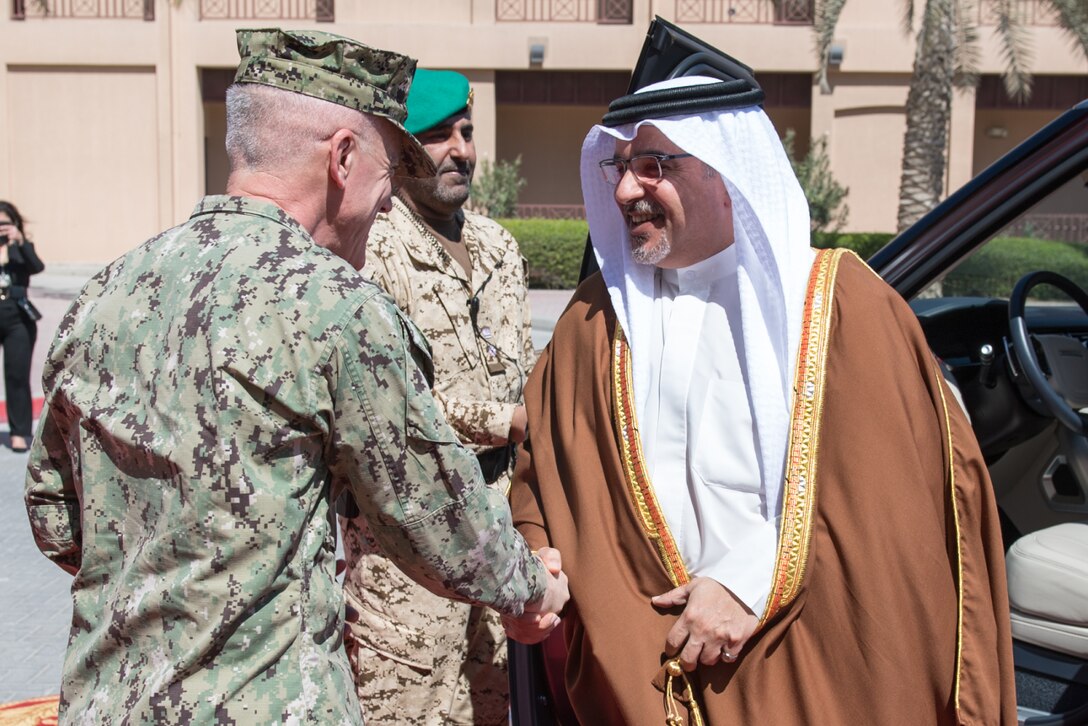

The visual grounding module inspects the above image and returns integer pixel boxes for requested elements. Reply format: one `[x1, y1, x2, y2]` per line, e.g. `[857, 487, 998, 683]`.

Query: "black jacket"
[1, 241, 45, 299]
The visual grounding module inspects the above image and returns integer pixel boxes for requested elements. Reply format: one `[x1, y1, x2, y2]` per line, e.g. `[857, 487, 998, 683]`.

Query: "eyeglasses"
[598, 153, 693, 185]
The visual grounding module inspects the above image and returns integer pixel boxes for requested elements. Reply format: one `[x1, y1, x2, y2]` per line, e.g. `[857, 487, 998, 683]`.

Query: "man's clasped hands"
[501, 551, 759, 672]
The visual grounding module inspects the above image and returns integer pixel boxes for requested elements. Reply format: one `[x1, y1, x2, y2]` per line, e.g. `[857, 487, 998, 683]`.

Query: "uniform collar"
[191, 195, 310, 239]
[391, 196, 480, 284]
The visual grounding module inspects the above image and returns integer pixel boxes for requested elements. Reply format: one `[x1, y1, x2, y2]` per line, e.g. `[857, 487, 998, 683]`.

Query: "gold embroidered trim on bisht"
[610, 248, 847, 724]
[759, 247, 845, 627]
[612, 327, 701, 726]
[933, 361, 965, 711]
[611, 326, 690, 588]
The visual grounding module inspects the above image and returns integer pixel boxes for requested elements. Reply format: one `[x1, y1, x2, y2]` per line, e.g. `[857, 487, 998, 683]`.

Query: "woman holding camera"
[0, 201, 45, 453]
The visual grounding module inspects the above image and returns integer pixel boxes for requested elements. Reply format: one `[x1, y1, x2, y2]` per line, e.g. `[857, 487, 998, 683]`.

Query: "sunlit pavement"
[0, 272, 85, 703]
[0, 441, 71, 703]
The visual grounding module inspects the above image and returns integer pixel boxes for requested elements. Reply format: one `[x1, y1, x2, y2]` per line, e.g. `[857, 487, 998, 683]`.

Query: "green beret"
[234, 28, 435, 176]
[405, 69, 472, 136]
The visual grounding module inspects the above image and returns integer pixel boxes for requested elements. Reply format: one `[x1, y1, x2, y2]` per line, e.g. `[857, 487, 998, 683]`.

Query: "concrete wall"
[812, 73, 912, 232]
[7, 66, 161, 262]
[1, 7, 174, 262]
[497, 103, 605, 206]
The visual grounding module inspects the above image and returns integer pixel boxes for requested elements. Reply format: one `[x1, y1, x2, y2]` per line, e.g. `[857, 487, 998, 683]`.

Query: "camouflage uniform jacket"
[362, 196, 536, 457]
[23, 195, 547, 725]
[341, 198, 536, 722]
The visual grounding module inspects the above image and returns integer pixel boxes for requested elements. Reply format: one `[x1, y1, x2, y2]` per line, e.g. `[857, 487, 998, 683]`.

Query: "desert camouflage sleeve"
[328, 293, 548, 615]
[432, 396, 520, 448]
[515, 249, 538, 371]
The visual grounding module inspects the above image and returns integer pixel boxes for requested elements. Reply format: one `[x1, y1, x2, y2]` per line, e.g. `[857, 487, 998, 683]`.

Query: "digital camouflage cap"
[234, 28, 436, 176]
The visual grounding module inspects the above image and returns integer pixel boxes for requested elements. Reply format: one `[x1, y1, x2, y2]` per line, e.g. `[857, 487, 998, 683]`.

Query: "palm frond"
[992, 0, 1034, 101]
[901, 0, 917, 35]
[953, 0, 981, 88]
[815, 0, 849, 94]
[1047, 0, 1088, 64]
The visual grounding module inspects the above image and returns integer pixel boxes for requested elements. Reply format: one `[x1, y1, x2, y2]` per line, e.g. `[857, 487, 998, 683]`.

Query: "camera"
[0, 235, 8, 246]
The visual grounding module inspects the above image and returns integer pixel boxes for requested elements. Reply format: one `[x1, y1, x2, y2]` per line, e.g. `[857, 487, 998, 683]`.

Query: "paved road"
[0, 445, 71, 702]
[0, 265, 572, 704]
[529, 288, 574, 351]
[0, 272, 85, 703]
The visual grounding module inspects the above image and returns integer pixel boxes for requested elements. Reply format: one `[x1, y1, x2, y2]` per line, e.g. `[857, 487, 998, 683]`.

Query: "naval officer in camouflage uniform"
[24, 29, 567, 725]
[340, 70, 534, 725]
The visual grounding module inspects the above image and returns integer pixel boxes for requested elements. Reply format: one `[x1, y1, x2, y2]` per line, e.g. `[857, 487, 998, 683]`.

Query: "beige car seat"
[1005, 522, 1088, 659]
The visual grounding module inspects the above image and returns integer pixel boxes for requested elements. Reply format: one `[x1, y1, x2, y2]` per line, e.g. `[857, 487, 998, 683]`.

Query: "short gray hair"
[225, 83, 381, 171]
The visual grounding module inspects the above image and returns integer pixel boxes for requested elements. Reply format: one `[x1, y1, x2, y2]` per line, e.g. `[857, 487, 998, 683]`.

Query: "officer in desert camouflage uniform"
[24, 29, 567, 725]
[340, 69, 534, 725]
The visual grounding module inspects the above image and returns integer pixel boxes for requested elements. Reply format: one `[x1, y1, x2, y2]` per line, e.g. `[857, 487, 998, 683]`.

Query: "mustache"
[623, 199, 664, 218]
[437, 160, 473, 176]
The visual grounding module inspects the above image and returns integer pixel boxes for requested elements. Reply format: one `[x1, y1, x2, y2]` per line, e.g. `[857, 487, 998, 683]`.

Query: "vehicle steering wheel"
[1008, 271, 1088, 435]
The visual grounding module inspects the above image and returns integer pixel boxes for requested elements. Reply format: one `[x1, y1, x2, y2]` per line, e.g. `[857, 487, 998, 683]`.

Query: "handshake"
[501, 547, 569, 644]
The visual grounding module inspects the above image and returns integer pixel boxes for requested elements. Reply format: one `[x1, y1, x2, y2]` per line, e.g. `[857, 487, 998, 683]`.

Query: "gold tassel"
[662, 659, 706, 726]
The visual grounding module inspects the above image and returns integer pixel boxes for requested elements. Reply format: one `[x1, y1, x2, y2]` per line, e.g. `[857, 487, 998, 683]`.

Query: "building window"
[496, 0, 632, 23]
[12, 0, 154, 20]
[674, 0, 814, 25]
[198, 0, 334, 21]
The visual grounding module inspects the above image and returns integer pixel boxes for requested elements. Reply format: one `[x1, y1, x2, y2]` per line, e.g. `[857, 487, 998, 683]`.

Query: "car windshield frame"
[869, 100, 1088, 299]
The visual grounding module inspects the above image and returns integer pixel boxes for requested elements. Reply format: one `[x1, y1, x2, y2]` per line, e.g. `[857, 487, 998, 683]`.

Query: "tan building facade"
[1, 0, 1085, 264]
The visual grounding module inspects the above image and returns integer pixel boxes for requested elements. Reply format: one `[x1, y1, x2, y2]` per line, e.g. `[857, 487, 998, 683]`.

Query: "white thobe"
[641, 244, 777, 615]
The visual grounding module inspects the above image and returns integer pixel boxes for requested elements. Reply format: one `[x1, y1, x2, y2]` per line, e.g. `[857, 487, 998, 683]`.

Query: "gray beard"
[623, 199, 670, 266]
[630, 229, 670, 266]
[431, 179, 471, 208]
[401, 175, 471, 210]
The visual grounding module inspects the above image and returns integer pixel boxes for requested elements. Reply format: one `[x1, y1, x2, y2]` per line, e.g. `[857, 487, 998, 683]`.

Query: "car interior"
[907, 170, 1088, 725]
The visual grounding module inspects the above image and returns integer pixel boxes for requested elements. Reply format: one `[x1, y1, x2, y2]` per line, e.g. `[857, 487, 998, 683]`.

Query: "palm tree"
[815, 0, 1088, 233]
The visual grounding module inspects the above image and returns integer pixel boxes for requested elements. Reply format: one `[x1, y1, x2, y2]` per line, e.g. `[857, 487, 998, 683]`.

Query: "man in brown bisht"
[509, 52, 1016, 725]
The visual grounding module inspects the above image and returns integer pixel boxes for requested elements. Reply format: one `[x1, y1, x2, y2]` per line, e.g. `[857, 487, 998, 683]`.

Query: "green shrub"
[499, 218, 588, 289]
[812, 232, 895, 260]
[782, 130, 850, 235]
[470, 156, 527, 218]
[942, 237, 1088, 299]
